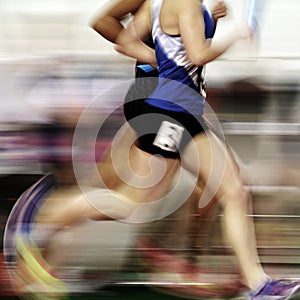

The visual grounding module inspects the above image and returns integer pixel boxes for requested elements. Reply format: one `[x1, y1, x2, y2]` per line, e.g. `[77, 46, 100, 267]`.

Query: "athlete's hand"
[211, 0, 227, 22]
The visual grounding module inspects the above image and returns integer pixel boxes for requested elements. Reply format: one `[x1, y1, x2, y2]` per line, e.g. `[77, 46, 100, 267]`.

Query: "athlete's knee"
[82, 187, 138, 221]
[219, 184, 250, 209]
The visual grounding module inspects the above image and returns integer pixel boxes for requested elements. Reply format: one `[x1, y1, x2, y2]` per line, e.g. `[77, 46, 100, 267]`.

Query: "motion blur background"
[0, 0, 299, 298]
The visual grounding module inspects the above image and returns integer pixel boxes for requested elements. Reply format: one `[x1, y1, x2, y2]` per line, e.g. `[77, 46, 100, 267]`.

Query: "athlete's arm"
[114, 0, 156, 65]
[90, 0, 145, 43]
[177, 0, 250, 66]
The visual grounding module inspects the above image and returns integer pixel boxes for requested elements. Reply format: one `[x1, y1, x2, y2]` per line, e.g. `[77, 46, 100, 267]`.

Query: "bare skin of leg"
[34, 137, 180, 249]
[186, 139, 254, 267]
[32, 141, 180, 271]
[102, 133, 265, 290]
[95, 129, 262, 282]
[115, 144, 180, 203]
[181, 131, 266, 290]
[81, 124, 137, 189]
[35, 186, 111, 226]
[36, 125, 140, 228]
[93, 123, 182, 202]
[37, 122, 245, 232]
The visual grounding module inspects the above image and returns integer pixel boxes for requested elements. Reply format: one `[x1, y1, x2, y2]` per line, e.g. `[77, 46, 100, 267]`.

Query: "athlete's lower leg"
[182, 132, 267, 290]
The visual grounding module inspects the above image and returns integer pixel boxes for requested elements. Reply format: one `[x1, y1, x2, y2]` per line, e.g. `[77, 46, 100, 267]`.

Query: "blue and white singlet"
[145, 0, 215, 115]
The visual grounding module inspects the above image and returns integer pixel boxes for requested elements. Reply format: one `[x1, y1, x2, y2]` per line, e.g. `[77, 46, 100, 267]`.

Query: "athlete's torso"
[145, 0, 215, 114]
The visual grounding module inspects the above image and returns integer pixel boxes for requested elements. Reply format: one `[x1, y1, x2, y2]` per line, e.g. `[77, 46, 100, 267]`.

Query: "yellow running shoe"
[14, 235, 69, 300]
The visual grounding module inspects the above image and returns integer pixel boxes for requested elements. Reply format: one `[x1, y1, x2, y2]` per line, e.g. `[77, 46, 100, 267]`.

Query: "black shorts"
[125, 102, 209, 159]
[123, 66, 158, 123]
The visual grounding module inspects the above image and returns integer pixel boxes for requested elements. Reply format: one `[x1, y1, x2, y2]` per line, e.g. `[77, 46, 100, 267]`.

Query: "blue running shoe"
[249, 278, 300, 300]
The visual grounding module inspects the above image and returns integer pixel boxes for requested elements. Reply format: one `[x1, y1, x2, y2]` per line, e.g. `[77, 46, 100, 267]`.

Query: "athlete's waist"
[145, 95, 205, 115]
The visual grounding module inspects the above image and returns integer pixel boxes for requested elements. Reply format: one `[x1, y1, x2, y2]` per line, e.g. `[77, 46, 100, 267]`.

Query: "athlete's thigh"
[116, 143, 180, 203]
[181, 131, 242, 200]
[82, 124, 137, 188]
[100, 124, 137, 186]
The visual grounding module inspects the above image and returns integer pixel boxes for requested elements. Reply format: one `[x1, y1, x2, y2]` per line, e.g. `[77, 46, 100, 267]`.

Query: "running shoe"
[249, 277, 300, 300]
[15, 235, 68, 300]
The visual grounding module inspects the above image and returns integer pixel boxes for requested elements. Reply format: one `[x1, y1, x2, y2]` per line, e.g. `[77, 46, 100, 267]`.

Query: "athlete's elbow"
[90, 13, 111, 33]
[189, 54, 208, 67]
[90, 17, 103, 32]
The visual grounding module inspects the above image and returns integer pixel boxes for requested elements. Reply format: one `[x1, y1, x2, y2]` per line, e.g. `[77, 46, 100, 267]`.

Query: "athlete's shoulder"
[173, 0, 203, 8]
[106, 0, 145, 18]
[172, 0, 204, 16]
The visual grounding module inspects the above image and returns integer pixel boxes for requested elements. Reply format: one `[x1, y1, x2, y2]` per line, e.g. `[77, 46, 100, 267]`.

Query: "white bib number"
[153, 121, 184, 152]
